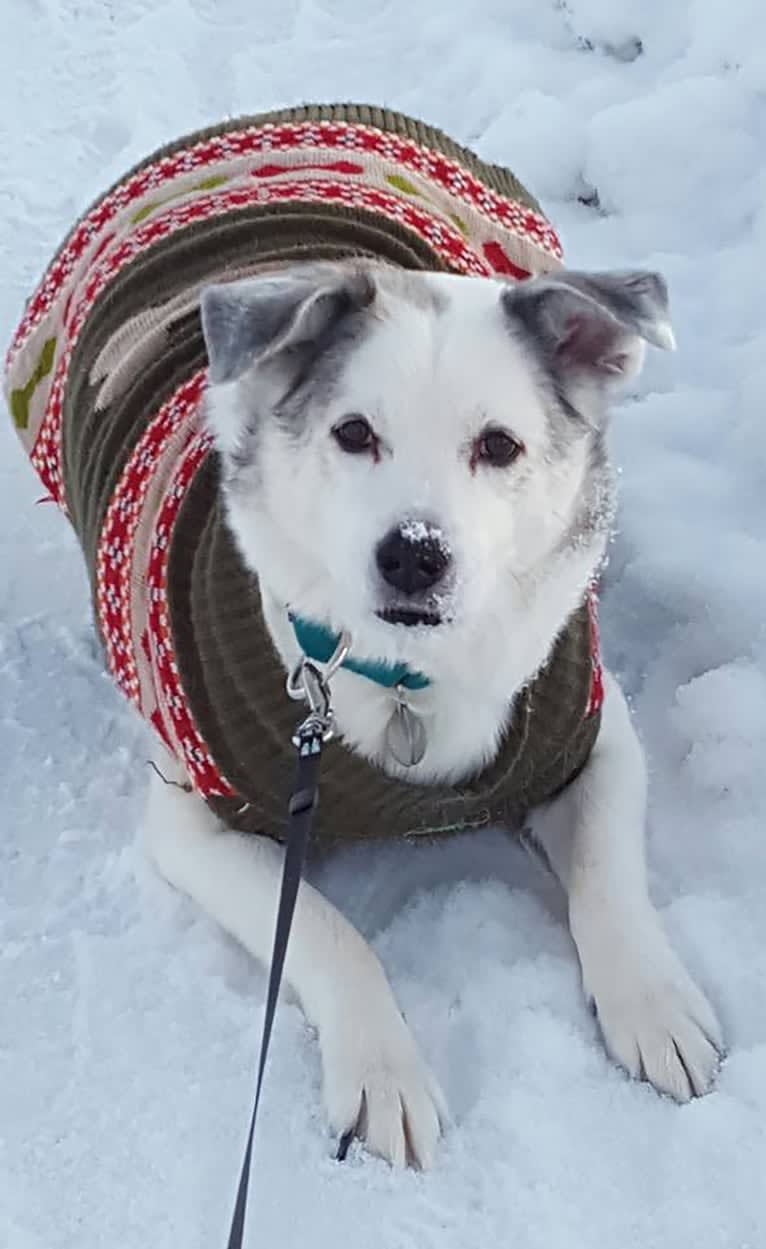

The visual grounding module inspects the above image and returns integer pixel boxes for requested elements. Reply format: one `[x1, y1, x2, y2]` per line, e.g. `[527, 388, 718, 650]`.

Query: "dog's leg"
[530, 671, 723, 1100]
[142, 747, 446, 1167]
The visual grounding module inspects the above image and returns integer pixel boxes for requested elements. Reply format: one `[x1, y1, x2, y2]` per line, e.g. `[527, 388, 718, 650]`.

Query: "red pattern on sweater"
[28, 176, 495, 507]
[7, 118, 562, 368]
[14, 115, 599, 801]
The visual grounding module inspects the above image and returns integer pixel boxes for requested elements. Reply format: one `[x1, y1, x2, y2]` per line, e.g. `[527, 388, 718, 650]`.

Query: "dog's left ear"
[502, 269, 675, 408]
[200, 264, 376, 386]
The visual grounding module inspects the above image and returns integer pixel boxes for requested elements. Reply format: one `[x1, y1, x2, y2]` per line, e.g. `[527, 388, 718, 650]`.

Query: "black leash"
[225, 647, 347, 1249]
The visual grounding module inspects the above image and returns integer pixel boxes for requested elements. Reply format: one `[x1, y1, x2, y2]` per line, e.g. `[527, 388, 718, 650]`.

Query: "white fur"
[143, 266, 722, 1168]
[144, 743, 447, 1168]
[219, 271, 607, 781]
[530, 672, 723, 1101]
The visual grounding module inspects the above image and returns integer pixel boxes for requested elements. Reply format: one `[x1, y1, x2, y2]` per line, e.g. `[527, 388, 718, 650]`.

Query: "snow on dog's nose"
[375, 522, 451, 596]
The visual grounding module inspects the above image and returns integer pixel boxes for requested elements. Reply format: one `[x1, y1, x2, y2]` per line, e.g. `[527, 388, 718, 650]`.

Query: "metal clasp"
[286, 630, 351, 746]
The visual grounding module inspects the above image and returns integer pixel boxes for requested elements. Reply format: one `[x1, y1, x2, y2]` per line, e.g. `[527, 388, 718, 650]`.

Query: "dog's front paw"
[319, 987, 447, 1169]
[578, 918, 724, 1102]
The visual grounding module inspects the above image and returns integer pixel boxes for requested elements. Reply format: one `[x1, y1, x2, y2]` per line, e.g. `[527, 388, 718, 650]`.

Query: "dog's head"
[200, 261, 673, 670]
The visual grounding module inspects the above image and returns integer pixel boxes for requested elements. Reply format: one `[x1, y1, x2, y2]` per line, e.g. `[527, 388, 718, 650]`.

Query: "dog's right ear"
[502, 269, 675, 419]
[200, 265, 376, 386]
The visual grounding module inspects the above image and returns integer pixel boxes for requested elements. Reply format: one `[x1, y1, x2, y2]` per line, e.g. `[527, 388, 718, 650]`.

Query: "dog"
[6, 106, 723, 1170]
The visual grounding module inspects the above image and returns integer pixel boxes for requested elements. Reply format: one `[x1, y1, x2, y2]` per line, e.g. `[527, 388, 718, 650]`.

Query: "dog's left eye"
[332, 415, 377, 455]
[473, 426, 524, 469]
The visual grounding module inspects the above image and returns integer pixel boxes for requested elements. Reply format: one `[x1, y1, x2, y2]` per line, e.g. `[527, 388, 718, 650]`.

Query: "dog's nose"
[376, 525, 451, 595]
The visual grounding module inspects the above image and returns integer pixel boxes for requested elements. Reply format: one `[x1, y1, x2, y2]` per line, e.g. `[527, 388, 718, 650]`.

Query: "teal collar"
[289, 614, 430, 691]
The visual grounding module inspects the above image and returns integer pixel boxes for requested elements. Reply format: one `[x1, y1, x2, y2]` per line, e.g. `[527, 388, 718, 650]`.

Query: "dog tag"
[385, 695, 427, 768]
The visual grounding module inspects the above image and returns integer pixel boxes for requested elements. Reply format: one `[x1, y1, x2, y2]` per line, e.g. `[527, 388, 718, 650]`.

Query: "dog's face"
[201, 262, 673, 669]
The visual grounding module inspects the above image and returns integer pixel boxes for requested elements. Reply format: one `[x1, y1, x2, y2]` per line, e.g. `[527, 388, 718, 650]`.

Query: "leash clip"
[286, 630, 351, 746]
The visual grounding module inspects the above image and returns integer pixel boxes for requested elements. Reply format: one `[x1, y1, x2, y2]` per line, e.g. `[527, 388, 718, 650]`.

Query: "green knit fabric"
[9, 103, 599, 844]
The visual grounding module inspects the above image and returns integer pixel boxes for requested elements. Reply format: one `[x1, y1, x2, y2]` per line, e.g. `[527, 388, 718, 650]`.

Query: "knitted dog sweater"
[4, 103, 603, 843]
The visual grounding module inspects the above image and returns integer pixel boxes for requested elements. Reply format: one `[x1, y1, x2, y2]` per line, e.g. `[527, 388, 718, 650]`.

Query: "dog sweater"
[4, 103, 602, 843]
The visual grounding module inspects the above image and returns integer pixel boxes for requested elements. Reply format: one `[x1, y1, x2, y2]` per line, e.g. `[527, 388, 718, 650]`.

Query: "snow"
[399, 519, 448, 549]
[1, 0, 765, 1246]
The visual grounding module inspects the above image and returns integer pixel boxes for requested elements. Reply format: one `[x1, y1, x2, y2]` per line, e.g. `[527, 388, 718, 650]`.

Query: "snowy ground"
[2, 1, 765, 1246]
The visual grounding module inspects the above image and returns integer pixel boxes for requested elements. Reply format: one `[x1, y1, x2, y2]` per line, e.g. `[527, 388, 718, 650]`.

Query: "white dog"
[4, 107, 722, 1169]
[142, 261, 723, 1169]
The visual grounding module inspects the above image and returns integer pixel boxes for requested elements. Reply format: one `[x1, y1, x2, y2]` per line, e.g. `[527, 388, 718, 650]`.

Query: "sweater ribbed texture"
[4, 103, 599, 843]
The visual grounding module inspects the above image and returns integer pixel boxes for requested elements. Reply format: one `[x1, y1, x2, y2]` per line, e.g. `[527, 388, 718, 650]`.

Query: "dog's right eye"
[332, 415, 377, 455]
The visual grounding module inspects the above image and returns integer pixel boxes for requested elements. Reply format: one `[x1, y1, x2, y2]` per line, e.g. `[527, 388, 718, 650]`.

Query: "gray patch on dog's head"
[270, 282, 380, 434]
[497, 270, 668, 552]
[202, 261, 448, 487]
[201, 262, 378, 481]
[501, 267, 674, 434]
[557, 270, 674, 351]
[265, 265, 443, 437]
[201, 262, 376, 385]
[508, 269, 675, 353]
